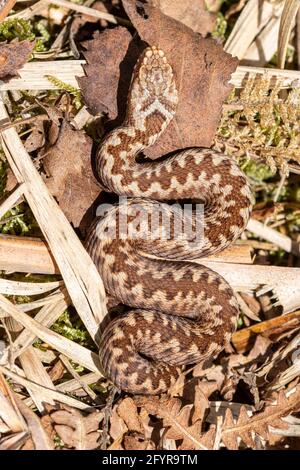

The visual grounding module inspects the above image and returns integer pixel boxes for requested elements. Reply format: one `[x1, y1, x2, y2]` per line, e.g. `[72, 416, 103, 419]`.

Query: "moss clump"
[46, 76, 83, 110]
[51, 310, 92, 347]
[0, 18, 49, 52]
[212, 12, 227, 40]
[217, 76, 300, 169]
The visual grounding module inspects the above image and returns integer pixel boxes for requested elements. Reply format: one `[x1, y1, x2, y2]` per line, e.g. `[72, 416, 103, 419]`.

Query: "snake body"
[85, 46, 253, 394]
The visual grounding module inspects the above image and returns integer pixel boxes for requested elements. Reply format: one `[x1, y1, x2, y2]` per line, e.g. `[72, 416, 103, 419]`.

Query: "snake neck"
[96, 115, 170, 196]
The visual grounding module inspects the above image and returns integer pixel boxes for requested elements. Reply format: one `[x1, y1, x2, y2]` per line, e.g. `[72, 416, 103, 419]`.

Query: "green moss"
[217, 76, 300, 168]
[0, 18, 49, 52]
[241, 159, 275, 182]
[0, 19, 35, 41]
[46, 76, 83, 109]
[51, 310, 93, 348]
[0, 160, 7, 198]
[212, 12, 227, 40]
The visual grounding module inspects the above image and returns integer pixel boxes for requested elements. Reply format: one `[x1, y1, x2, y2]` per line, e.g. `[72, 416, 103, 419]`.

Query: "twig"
[0, 185, 24, 220]
[0, 234, 252, 275]
[0, 365, 92, 410]
[39, 0, 130, 26]
[232, 310, 300, 353]
[0, 114, 48, 132]
[11, 0, 48, 20]
[59, 354, 97, 401]
[247, 218, 299, 256]
[0, 0, 17, 22]
[0, 293, 101, 373]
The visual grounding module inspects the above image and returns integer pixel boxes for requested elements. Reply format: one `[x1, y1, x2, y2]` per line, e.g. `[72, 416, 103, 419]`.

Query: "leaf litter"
[0, 0, 300, 452]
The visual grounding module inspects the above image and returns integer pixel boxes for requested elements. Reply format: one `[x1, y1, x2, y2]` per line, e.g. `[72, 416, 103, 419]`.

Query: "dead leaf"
[151, 0, 217, 35]
[0, 40, 35, 81]
[78, 27, 141, 119]
[117, 397, 144, 433]
[221, 385, 300, 450]
[109, 404, 128, 443]
[5, 167, 18, 192]
[122, 0, 237, 157]
[15, 396, 54, 450]
[78, 1, 237, 158]
[51, 404, 103, 450]
[42, 119, 100, 228]
[124, 435, 155, 450]
[135, 396, 215, 450]
[193, 382, 217, 424]
[24, 120, 45, 153]
[70, 0, 115, 46]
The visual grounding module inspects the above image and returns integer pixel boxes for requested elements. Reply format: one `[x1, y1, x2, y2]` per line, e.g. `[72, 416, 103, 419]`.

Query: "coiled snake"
[85, 46, 253, 394]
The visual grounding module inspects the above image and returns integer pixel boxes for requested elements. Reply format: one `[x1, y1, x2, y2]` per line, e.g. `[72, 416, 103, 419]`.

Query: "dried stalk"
[0, 293, 101, 373]
[278, 0, 300, 68]
[0, 234, 252, 275]
[0, 96, 107, 341]
[247, 218, 299, 255]
[2, 61, 300, 92]
[0, 366, 92, 410]
[225, 0, 283, 59]
[232, 310, 300, 352]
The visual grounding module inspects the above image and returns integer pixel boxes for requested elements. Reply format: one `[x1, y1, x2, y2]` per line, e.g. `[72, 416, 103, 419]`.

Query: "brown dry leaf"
[109, 404, 128, 444]
[70, 0, 115, 45]
[124, 435, 155, 450]
[151, 0, 217, 35]
[5, 167, 18, 192]
[135, 396, 216, 450]
[43, 120, 101, 228]
[51, 404, 103, 450]
[78, 27, 141, 119]
[15, 396, 54, 450]
[0, 40, 34, 81]
[193, 381, 217, 424]
[117, 397, 144, 433]
[78, 1, 237, 158]
[124, 0, 238, 157]
[221, 385, 300, 450]
[24, 120, 45, 153]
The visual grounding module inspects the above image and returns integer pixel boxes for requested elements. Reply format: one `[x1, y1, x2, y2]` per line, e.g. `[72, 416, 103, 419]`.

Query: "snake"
[85, 46, 253, 394]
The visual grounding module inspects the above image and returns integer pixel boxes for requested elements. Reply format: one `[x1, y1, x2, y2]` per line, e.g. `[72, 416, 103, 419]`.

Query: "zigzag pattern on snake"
[85, 46, 253, 394]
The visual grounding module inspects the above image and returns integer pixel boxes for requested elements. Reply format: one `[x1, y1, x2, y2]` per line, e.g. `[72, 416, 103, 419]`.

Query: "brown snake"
[85, 46, 253, 394]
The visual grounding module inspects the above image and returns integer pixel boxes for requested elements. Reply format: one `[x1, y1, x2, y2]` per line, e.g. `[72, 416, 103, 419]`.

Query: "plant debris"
[0, 40, 34, 80]
[42, 119, 101, 228]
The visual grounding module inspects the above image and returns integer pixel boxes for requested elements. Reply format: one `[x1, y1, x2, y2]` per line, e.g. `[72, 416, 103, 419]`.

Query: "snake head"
[127, 46, 178, 133]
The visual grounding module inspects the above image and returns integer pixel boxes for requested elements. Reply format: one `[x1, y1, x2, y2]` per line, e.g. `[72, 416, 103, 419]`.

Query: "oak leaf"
[122, 0, 238, 158]
[77, 26, 141, 120]
[109, 404, 128, 445]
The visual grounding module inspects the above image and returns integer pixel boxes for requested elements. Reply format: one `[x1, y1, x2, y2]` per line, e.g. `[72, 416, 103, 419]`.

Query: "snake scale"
[85, 46, 253, 394]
